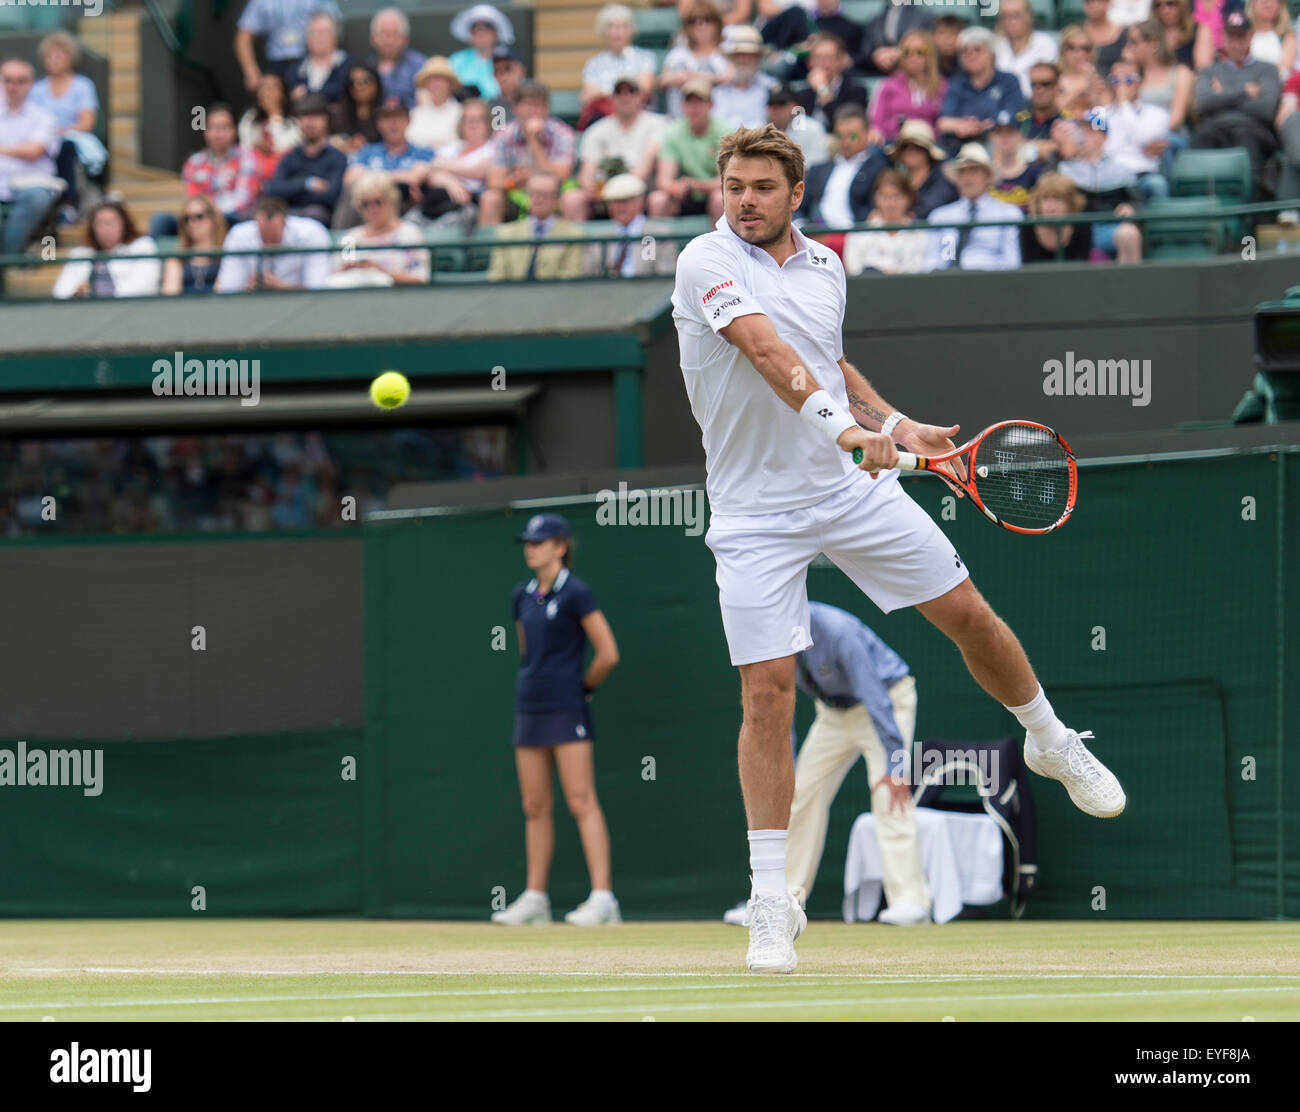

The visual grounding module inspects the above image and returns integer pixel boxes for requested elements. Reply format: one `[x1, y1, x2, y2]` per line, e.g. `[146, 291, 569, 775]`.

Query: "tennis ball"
[370, 371, 410, 410]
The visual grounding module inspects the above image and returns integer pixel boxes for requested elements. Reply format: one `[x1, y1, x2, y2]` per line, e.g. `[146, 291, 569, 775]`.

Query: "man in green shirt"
[649, 77, 730, 221]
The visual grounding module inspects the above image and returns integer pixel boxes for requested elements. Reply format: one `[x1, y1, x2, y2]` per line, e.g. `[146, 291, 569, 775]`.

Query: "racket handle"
[850, 448, 920, 471]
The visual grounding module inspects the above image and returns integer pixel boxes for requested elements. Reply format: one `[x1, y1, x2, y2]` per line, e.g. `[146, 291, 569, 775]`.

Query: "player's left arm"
[580, 610, 620, 694]
[837, 356, 967, 490]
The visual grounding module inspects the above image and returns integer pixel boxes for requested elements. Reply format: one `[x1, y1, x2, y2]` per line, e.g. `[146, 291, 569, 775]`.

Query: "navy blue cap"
[515, 512, 571, 542]
[993, 109, 1017, 129]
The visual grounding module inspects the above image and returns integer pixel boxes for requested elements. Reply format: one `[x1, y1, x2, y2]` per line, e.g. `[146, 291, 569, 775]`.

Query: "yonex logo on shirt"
[701, 280, 735, 304]
[712, 297, 742, 319]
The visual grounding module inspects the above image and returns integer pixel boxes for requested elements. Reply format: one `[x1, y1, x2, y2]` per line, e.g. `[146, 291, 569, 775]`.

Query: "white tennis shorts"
[704, 471, 970, 667]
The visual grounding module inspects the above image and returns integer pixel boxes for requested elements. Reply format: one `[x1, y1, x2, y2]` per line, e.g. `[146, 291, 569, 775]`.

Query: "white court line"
[3, 983, 1297, 1015]
[17, 968, 1300, 980]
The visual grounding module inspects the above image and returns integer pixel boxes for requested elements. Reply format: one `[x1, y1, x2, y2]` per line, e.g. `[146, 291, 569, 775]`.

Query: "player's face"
[722, 155, 803, 248]
[523, 538, 566, 570]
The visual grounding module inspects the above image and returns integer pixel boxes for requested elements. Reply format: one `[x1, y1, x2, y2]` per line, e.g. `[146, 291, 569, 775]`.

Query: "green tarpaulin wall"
[1, 448, 1295, 919]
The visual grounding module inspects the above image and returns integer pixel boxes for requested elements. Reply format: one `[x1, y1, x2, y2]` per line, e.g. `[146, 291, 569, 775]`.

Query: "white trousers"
[786, 675, 931, 911]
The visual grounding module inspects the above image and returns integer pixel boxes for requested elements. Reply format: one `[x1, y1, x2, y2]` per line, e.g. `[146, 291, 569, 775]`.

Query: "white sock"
[1006, 685, 1068, 752]
[748, 829, 788, 896]
[590, 888, 614, 902]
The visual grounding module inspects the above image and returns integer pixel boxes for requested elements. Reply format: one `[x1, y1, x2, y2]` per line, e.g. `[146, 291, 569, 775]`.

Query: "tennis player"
[491, 513, 623, 927]
[671, 124, 1125, 973]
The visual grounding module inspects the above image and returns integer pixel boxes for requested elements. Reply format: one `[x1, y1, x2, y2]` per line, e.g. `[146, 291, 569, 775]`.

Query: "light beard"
[734, 212, 793, 249]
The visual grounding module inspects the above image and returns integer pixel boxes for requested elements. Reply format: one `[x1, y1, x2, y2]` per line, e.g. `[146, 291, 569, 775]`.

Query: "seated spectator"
[487, 171, 585, 280]
[29, 32, 105, 225]
[661, 1, 729, 119]
[239, 73, 302, 185]
[336, 98, 433, 228]
[582, 3, 658, 127]
[937, 26, 1027, 155]
[334, 65, 383, 153]
[870, 30, 947, 146]
[236, 0, 341, 92]
[327, 171, 429, 287]
[450, 3, 515, 100]
[153, 102, 257, 239]
[989, 110, 1045, 210]
[0, 56, 66, 281]
[1192, 12, 1281, 181]
[1105, 58, 1171, 198]
[1020, 171, 1095, 262]
[1153, 0, 1198, 67]
[1246, 0, 1295, 74]
[761, 0, 866, 78]
[216, 194, 332, 291]
[490, 46, 527, 124]
[161, 195, 226, 296]
[586, 172, 677, 276]
[264, 94, 349, 226]
[856, 0, 934, 77]
[796, 32, 869, 132]
[768, 82, 829, 165]
[1058, 25, 1111, 117]
[289, 11, 351, 106]
[53, 198, 160, 298]
[649, 77, 729, 219]
[407, 57, 463, 152]
[416, 98, 496, 227]
[479, 82, 578, 226]
[713, 24, 778, 128]
[1125, 20, 1194, 152]
[571, 76, 667, 220]
[366, 7, 427, 107]
[842, 168, 928, 275]
[679, 0, 752, 28]
[996, 0, 1059, 98]
[797, 105, 891, 230]
[889, 119, 957, 218]
[1057, 109, 1143, 262]
[932, 15, 965, 79]
[1019, 62, 1069, 162]
[1083, 0, 1131, 75]
[926, 143, 1023, 271]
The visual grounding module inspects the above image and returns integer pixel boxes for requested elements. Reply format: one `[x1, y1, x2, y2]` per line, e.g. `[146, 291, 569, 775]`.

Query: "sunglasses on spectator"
[1030, 78, 1058, 87]
[902, 47, 931, 56]
[471, 21, 494, 31]
[1110, 73, 1139, 85]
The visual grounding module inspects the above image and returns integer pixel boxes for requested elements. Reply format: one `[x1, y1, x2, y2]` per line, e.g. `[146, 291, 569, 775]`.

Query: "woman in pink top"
[1192, 0, 1227, 68]
[869, 30, 947, 146]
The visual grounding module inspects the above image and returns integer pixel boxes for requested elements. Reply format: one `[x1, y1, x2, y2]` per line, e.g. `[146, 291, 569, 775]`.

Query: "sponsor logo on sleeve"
[702, 280, 735, 305]
[712, 296, 743, 319]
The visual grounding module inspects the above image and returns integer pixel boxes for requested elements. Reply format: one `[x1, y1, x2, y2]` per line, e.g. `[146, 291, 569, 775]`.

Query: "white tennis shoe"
[565, 892, 622, 925]
[1024, 729, 1126, 818]
[723, 900, 750, 926]
[877, 902, 930, 926]
[490, 890, 552, 925]
[746, 889, 807, 974]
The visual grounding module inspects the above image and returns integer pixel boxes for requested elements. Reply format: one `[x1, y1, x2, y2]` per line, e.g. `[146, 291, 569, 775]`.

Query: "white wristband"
[880, 411, 908, 439]
[799, 390, 857, 445]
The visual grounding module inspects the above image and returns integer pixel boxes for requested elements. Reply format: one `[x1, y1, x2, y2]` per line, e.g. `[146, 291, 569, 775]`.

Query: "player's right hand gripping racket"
[853, 419, 1077, 535]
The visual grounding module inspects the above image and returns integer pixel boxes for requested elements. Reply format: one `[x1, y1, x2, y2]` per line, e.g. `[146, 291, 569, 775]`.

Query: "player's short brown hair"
[716, 123, 805, 192]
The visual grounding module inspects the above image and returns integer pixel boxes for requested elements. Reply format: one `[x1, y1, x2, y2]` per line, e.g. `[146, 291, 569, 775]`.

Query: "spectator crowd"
[4, 0, 1300, 291]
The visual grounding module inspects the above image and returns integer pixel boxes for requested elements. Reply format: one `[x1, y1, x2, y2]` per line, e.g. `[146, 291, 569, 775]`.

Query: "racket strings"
[972, 425, 1074, 528]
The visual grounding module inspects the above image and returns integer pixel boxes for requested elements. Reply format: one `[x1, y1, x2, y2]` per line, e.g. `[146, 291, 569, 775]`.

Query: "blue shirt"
[512, 568, 598, 711]
[29, 74, 98, 131]
[367, 48, 428, 107]
[349, 140, 435, 173]
[795, 602, 910, 767]
[939, 70, 1026, 126]
[238, 0, 342, 62]
[449, 47, 500, 100]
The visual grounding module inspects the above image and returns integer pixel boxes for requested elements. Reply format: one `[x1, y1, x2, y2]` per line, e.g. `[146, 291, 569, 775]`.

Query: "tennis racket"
[852, 419, 1077, 535]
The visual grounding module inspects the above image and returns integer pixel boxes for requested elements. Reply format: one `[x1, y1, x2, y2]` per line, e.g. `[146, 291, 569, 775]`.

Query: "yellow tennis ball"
[370, 371, 410, 410]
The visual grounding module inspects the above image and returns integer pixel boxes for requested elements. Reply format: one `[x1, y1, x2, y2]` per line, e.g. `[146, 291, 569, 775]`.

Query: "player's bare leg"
[737, 656, 807, 972]
[916, 578, 1126, 818]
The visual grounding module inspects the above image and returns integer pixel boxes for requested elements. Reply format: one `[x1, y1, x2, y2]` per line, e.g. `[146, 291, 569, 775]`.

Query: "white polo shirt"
[671, 214, 862, 516]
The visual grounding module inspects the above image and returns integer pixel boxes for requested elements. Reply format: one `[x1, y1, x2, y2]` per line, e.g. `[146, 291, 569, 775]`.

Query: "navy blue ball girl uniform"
[512, 567, 599, 748]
